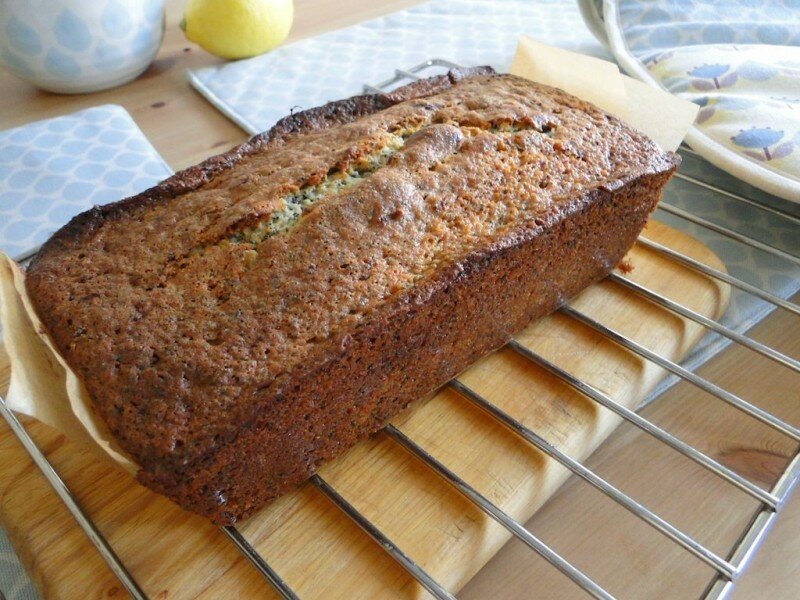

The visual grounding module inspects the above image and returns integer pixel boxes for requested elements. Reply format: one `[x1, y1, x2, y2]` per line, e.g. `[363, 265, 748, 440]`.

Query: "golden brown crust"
[25, 68, 678, 522]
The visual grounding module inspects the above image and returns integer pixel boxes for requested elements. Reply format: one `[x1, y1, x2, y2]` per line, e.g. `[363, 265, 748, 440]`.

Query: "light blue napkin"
[0, 104, 172, 260]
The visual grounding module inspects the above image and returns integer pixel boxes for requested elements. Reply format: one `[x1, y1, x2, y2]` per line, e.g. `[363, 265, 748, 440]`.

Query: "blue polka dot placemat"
[0, 104, 172, 260]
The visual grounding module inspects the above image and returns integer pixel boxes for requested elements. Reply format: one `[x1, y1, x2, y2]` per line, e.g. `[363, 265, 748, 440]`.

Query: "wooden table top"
[1, 1, 797, 598]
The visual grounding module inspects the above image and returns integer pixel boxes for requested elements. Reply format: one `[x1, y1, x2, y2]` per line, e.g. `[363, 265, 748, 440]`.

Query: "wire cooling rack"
[1, 59, 798, 600]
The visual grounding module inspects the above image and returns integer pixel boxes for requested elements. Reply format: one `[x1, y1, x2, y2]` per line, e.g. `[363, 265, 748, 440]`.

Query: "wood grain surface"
[0, 1, 797, 599]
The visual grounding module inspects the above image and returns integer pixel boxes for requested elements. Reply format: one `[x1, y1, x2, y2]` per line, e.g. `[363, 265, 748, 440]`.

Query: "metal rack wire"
[0, 58, 798, 600]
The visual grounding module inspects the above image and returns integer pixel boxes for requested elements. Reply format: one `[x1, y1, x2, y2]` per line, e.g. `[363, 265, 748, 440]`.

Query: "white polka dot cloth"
[0, 104, 172, 259]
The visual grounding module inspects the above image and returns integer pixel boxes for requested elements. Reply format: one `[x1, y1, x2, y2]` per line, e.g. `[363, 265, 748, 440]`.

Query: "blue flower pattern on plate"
[731, 127, 794, 162]
[688, 63, 738, 89]
[646, 44, 800, 181]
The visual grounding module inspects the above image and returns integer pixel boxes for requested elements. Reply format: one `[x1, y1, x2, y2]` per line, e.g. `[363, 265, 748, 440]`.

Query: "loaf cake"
[25, 67, 679, 523]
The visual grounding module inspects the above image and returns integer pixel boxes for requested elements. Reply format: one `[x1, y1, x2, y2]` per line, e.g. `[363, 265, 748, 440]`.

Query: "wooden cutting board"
[0, 219, 728, 599]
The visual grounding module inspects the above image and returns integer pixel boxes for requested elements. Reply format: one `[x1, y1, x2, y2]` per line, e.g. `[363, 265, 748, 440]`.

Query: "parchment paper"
[510, 35, 698, 151]
[0, 37, 697, 471]
[0, 255, 136, 472]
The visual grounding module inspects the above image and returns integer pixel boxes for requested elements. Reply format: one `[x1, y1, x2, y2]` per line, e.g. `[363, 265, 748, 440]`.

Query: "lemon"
[181, 0, 294, 60]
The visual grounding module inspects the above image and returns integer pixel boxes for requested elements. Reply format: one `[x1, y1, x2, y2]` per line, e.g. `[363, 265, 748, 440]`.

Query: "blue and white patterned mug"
[0, 0, 165, 94]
